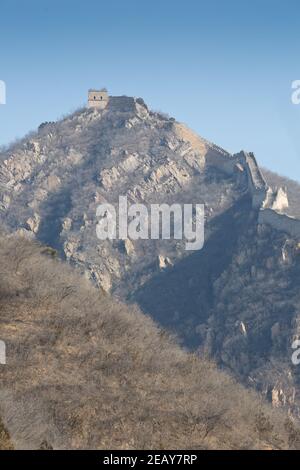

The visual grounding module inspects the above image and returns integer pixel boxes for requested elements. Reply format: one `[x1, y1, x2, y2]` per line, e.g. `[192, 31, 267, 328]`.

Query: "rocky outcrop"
[263, 187, 289, 212]
[25, 213, 40, 234]
[158, 254, 173, 270]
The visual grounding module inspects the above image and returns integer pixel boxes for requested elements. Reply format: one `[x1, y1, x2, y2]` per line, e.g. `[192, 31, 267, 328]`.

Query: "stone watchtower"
[88, 88, 109, 109]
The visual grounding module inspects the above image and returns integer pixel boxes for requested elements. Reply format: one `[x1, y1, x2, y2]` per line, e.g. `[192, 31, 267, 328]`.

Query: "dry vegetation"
[0, 418, 13, 450]
[0, 234, 299, 450]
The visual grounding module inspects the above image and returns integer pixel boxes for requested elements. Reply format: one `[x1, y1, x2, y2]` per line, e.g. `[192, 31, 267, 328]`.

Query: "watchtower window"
[94, 96, 96, 100]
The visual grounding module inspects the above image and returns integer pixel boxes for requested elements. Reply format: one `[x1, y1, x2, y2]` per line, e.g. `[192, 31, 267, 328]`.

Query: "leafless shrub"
[0, 234, 298, 450]
[0, 418, 13, 450]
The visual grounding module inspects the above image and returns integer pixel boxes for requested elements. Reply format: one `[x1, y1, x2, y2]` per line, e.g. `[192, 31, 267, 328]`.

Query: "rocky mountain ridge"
[1, 95, 300, 416]
[0, 96, 298, 291]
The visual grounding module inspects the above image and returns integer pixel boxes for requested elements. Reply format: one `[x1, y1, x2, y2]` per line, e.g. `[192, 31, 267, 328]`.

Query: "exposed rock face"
[263, 187, 289, 213]
[1, 95, 300, 417]
[0, 97, 246, 294]
[123, 239, 134, 256]
[158, 254, 173, 270]
[25, 213, 40, 234]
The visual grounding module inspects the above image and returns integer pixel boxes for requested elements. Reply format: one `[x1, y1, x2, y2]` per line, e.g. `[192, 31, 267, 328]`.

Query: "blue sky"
[1, 0, 300, 180]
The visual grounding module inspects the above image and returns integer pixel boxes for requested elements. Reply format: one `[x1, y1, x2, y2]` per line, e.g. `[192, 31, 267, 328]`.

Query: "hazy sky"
[1, 0, 300, 180]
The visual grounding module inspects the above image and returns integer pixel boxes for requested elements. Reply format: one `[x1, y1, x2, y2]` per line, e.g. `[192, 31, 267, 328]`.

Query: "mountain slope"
[0, 234, 298, 450]
[0, 97, 245, 294]
[1, 95, 300, 419]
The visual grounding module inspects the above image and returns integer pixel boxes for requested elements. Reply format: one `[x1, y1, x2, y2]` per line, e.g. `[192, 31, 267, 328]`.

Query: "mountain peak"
[2, 94, 300, 422]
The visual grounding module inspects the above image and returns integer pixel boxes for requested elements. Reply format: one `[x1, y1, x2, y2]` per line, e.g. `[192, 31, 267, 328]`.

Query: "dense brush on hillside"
[0, 418, 13, 450]
[0, 234, 299, 449]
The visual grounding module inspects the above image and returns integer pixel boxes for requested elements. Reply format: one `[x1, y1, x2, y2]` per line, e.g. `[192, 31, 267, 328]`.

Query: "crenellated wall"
[232, 150, 300, 239]
[188, 141, 298, 239]
[234, 151, 268, 208]
[204, 147, 236, 175]
[108, 96, 137, 112]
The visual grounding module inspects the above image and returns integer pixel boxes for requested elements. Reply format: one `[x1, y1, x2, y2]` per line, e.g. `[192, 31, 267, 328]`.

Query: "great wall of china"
[86, 89, 300, 241]
[1, 88, 299, 242]
[235, 151, 300, 239]
[199, 136, 300, 239]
